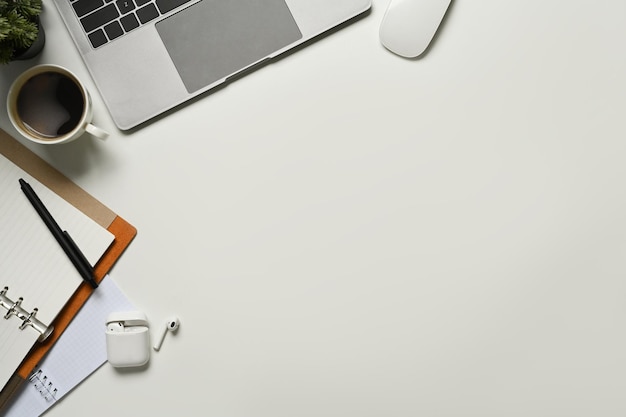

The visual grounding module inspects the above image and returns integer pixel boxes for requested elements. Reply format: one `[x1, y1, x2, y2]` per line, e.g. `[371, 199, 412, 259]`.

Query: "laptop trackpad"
[156, 0, 302, 94]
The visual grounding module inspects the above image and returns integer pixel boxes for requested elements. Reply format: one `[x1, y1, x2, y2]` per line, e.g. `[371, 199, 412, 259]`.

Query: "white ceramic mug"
[7, 64, 108, 144]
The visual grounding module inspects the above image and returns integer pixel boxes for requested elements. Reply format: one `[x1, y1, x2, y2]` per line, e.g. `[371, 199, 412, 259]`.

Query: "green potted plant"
[0, 0, 44, 64]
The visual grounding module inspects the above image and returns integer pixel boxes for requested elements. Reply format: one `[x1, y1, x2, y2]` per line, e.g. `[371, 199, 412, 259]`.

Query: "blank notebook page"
[0, 153, 114, 391]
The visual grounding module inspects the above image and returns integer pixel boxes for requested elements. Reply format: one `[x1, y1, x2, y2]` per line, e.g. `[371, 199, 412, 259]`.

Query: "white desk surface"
[2, 1, 626, 415]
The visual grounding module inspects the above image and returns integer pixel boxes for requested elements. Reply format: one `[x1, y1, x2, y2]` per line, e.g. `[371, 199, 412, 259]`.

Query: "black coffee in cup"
[8, 65, 109, 144]
[16, 72, 85, 138]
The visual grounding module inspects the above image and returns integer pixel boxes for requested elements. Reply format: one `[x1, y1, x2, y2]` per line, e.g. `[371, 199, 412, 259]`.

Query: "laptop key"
[80, 3, 119, 33]
[73, 0, 104, 17]
[116, 0, 135, 14]
[136, 3, 159, 24]
[156, 0, 193, 15]
[120, 13, 140, 31]
[88, 29, 108, 48]
[104, 20, 124, 40]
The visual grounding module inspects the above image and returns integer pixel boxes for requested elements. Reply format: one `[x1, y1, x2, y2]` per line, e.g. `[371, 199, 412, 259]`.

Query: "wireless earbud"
[153, 316, 179, 351]
[107, 321, 124, 332]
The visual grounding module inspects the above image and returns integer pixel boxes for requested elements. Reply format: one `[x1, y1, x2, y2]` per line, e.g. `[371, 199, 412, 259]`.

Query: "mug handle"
[85, 123, 109, 140]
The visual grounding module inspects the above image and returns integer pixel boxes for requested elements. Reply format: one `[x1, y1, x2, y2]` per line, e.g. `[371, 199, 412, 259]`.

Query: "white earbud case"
[105, 311, 151, 368]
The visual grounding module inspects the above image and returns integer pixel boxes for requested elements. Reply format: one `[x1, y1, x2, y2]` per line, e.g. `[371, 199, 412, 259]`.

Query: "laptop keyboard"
[72, 0, 194, 48]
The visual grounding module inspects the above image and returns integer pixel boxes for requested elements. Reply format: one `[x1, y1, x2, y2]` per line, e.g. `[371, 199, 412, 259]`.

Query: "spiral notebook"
[0, 128, 137, 411]
[0, 152, 115, 394]
[4, 275, 136, 417]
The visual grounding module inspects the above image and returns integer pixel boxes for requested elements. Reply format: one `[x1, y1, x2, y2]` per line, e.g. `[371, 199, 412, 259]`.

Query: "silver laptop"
[51, 0, 371, 130]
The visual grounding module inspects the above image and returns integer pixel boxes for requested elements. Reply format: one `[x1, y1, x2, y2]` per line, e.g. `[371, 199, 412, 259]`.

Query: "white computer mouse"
[379, 0, 452, 58]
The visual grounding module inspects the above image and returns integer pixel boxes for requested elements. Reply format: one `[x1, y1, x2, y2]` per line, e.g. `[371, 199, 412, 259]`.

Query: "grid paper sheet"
[5, 275, 136, 417]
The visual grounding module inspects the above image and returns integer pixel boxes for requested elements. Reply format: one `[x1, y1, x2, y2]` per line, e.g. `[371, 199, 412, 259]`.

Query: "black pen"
[19, 178, 98, 289]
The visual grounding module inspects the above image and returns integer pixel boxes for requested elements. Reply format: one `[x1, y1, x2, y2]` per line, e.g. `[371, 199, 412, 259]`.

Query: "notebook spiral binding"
[29, 369, 59, 402]
[0, 286, 53, 341]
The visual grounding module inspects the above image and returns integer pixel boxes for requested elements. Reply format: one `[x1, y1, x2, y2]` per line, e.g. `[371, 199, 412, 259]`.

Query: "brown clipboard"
[0, 129, 137, 410]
